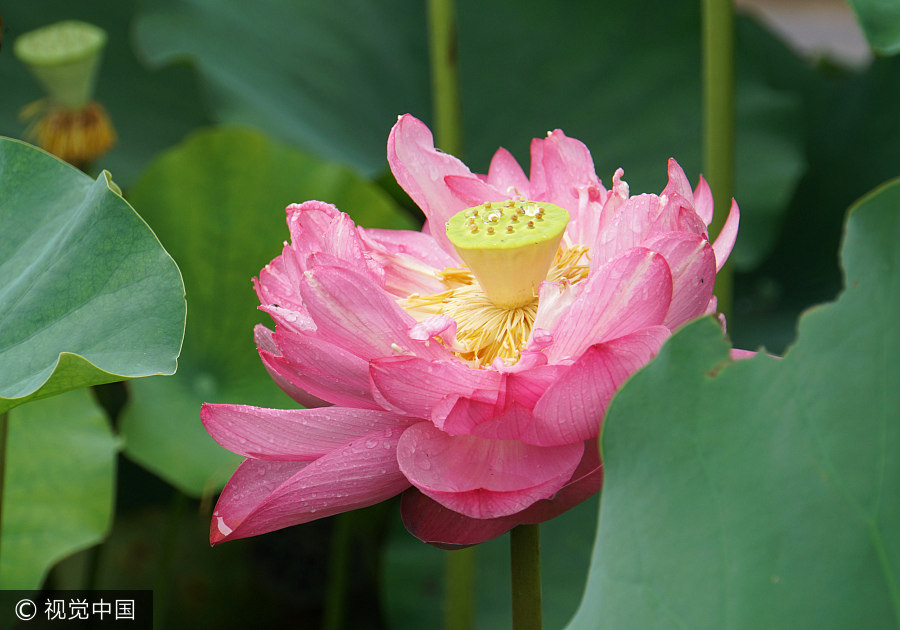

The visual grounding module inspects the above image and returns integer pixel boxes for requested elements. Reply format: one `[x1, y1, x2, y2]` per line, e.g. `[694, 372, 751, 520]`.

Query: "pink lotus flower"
[202, 114, 739, 547]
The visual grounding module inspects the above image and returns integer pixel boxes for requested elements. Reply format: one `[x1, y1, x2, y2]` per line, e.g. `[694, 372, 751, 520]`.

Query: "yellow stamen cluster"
[21, 100, 116, 167]
[401, 245, 590, 366]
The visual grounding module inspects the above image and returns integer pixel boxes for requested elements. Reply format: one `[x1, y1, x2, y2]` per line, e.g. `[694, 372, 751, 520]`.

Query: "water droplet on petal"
[365, 438, 378, 449]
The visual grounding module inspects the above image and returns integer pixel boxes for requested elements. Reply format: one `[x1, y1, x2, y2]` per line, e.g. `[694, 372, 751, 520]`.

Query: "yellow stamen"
[21, 100, 116, 167]
[400, 245, 589, 366]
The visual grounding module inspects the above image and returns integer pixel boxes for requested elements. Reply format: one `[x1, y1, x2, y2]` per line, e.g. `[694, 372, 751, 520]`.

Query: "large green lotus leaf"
[567, 179, 900, 629]
[0, 137, 185, 414]
[132, 0, 805, 270]
[847, 0, 900, 55]
[382, 495, 598, 629]
[119, 126, 416, 496]
[0, 0, 211, 188]
[132, 0, 429, 177]
[0, 388, 120, 589]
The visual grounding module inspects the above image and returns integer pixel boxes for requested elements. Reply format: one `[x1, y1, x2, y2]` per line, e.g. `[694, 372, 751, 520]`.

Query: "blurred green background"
[1, 0, 898, 628]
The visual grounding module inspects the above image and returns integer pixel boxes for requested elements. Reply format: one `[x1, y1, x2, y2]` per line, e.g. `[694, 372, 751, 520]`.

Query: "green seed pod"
[446, 200, 569, 308]
[14, 21, 107, 109]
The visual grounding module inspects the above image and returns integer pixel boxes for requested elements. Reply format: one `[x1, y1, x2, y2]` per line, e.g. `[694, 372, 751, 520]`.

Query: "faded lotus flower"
[202, 114, 739, 547]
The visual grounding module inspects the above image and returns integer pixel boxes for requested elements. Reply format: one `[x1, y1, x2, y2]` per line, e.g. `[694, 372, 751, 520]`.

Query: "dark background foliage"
[2, 0, 897, 627]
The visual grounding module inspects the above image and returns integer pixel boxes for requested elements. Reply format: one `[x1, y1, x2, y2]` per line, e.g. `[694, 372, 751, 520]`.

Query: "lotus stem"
[702, 0, 736, 318]
[323, 512, 353, 630]
[427, 0, 464, 158]
[510, 523, 542, 630]
[445, 546, 476, 630]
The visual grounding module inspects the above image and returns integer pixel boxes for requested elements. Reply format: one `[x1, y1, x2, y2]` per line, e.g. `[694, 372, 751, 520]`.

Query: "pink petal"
[285, 201, 382, 284]
[594, 167, 630, 237]
[438, 395, 501, 435]
[592, 193, 707, 268]
[400, 440, 603, 547]
[547, 248, 672, 363]
[487, 147, 531, 197]
[529, 130, 608, 248]
[397, 422, 583, 519]
[211, 459, 309, 543]
[255, 249, 309, 317]
[409, 315, 457, 345]
[262, 330, 382, 409]
[462, 364, 569, 439]
[515, 438, 603, 523]
[288, 201, 361, 263]
[400, 488, 518, 549]
[387, 114, 475, 258]
[202, 403, 410, 460]
[531, 280, 579, 339]
[258, 304, 315, 335]
[369, 356, 501, 419]
[564, 192, 607, 249]
[505, 363, 569, 408]
[300, 266, 449, 361]
[359, 227, 458, 270]
[255, 253, 291, 308]
[712, 198, 740, 271]
[661, 158, 695, 206]
[444, 175, 507, 207]
[255, 201, 382, 314]
[211, 432, 409, 543]
[285, 200, 340, 243]
[255, 325, 329, 407]
[643, 232, 717, 329]
[531, 327, 670, 445]
[591, 193, 658, 266]
[437, 363, 570, 439]
[360, 249, 447, 298]
[375, 261, 447, 299]
[693, 174, 715, 226]
[529, 129, 605, 207]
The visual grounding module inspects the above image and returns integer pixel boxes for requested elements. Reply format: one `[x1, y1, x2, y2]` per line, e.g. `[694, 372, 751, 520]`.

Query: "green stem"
[445, 547, 476, 630]
[510, 524, 542, 630]
[702, 0, 736, 319]
[83, 543, 103, 591]
[427, 0, 463, 157]
[0, 411, 8, 574]
[323, 512, 354, 630]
